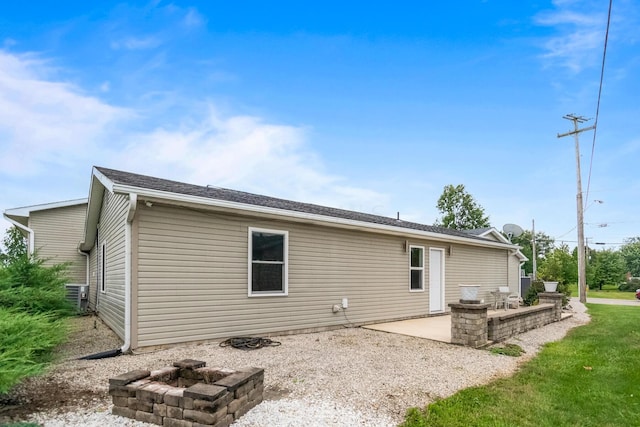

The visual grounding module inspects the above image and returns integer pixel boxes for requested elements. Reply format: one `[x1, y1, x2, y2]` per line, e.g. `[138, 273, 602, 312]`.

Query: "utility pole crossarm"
[557, 125, 595, 138]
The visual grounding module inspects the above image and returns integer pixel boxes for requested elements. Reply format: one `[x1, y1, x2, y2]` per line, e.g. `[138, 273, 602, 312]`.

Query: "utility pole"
[557, 114, 595, 304]
[532, 219, 537, 281]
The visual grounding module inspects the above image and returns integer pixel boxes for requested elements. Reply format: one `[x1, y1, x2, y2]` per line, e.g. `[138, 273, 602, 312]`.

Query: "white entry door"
[429, 248, 445, 313]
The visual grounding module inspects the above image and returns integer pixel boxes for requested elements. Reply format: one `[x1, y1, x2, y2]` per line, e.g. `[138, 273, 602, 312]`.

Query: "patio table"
[491, 290, 512, 311]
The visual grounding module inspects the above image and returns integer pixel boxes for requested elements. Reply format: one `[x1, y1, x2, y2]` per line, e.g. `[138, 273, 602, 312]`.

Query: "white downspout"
[509, 250, 524, 297]
[77, 246, 90, 291]
[3, 214, 35, 255]
[121, 193, 137, 353]
[519, 261, 526, 297]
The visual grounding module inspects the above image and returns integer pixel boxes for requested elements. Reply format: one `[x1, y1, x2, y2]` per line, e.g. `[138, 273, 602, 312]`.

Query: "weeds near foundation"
[489, 343, 525, 357]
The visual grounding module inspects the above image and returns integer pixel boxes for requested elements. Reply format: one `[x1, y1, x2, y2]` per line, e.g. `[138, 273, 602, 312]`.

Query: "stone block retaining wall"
[109, 359, 263, 427]
[448, 302, 491, 348]
[449, 292, 565, 347]
[487, 304, 555, 342]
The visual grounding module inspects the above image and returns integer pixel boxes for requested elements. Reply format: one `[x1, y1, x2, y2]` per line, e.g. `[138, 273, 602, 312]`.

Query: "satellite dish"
[503, 223, 524, 242]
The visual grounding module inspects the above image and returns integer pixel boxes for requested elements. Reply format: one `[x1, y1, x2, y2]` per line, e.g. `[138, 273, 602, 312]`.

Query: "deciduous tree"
[538, 244, 577, 284]
[587, 249, 625, 290]
[620, 237, 640, 277]
[434, 184, 490, 230]
[0, 226, 27, 266]
[510, 231, 555, 276]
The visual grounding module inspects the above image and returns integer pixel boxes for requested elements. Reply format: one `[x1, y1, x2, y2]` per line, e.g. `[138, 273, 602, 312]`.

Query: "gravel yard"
[2, 302, 589, 427]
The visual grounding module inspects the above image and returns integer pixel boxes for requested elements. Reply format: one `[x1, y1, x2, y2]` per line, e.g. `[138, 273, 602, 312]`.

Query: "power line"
[556, 240, 627, 246]
[584, 0, 613, 206]
[556, 225, 577, 239]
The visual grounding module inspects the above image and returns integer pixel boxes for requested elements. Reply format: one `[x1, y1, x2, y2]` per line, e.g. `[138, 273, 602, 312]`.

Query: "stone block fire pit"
[108, 359, 264, 427]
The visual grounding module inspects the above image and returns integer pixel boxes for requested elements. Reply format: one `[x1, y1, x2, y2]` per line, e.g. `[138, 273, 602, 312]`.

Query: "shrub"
[0, 254, 75, 318]
[0, 253, 74, 394]
[523, 280, 545, 306]
[523, 279, 571, 306]
[557, 281, 571, 306]
[618, 278, 640, 292]
[0, 308, 68, 394]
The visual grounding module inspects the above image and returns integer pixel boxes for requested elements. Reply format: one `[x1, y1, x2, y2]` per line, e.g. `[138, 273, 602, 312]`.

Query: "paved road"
[571, 296, 639, 306]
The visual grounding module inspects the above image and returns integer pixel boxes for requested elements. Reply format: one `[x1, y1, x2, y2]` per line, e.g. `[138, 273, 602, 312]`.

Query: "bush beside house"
[523, 279, 571, 307]
[0, 228, 74, 394]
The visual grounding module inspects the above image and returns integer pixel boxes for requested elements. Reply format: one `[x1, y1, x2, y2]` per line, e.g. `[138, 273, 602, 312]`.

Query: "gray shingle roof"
[96, 166, 488, 241]
[465, 227, 494, 236]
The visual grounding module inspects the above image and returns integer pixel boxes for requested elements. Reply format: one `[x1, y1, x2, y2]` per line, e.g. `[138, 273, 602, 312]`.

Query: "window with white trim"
[249, 228, 288, 296]
[100, 241, 107, 293]
[410, 245, 424, 291]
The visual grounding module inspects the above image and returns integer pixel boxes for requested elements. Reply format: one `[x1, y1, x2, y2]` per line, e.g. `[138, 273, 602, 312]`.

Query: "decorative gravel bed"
[3, 302, 589, 427]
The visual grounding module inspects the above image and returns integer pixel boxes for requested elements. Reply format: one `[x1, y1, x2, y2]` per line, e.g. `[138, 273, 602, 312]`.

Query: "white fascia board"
[79, 169, 113, 251]
[514, 250, 528, 262]
[92, 167, 114, 193]
[476, 227, 511, 244]
[2, 211, 29, 226]
[112, 183, 518, 250]
[477, 228, 528, 260]
[4, 198, 88, 218]
[2, 213, 34, 253]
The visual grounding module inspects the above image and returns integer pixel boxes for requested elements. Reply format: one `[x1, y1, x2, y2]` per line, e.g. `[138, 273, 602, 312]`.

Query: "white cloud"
[536, 9, 602, 27]
[112, 107, 389, 211]
[183, 7, 206, 29]
[0, 50, 389, 216]
[0, 50, 130, 175]
[110, 36, 162, 50]
[534, 3, 607, 73]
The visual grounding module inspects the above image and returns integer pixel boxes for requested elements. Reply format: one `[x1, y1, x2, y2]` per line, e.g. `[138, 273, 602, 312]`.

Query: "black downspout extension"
[77, 348, 122, 360]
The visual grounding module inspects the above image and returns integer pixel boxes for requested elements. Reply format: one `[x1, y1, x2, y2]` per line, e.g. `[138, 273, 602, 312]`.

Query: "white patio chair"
[498, 286, 520, 309]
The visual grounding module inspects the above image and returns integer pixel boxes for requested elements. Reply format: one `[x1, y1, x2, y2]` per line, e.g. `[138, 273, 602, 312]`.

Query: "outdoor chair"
[500, 286, 520, 309]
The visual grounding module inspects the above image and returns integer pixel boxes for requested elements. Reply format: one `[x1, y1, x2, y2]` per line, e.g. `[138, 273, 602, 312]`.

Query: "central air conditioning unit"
[65, 284, 89, 311]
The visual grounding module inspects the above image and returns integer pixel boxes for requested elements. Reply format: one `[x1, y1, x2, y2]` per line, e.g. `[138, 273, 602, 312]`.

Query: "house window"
[249, 228, 288, 296]
[100, 242, 107, 293]
[410, 245, 424, 291]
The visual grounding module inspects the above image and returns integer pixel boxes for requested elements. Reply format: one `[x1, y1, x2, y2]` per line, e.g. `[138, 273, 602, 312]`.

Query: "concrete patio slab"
[363, 316, 452, 343]
[363, 306, 575, 344]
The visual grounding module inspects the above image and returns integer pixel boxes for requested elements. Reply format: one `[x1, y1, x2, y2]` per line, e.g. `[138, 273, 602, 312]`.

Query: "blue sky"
[1, 0, 638, 249]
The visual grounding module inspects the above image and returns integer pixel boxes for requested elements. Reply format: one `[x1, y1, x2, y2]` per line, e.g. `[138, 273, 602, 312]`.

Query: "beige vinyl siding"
[136, 204, 435, 347]
[133, 203, 518, 348]
[28, 204, 87, 284]
[94, 191, 129, 340]
[445, 244, 510, 305]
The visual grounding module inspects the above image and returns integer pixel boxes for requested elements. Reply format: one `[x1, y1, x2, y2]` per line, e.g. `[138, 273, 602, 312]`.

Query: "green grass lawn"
[567, 283, 637, 300]
[401, 304, 640, 427]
